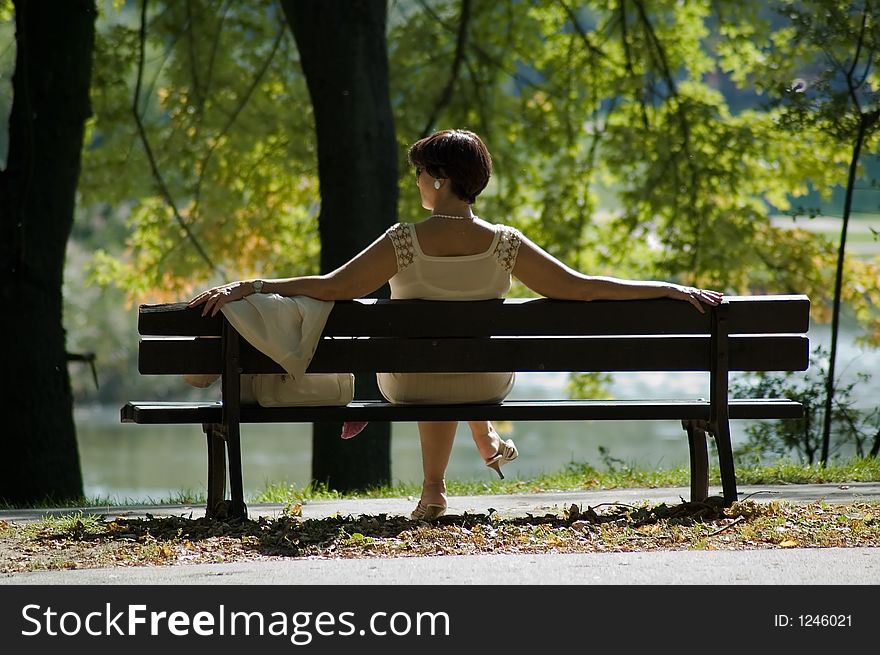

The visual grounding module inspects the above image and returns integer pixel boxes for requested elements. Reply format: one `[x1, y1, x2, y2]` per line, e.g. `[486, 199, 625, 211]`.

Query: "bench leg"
[682, 419, 709, 503]
[203, 423, 227, 520]
[220, 321, 248, 521]
[711, 418, 739, 507]
[226, 421, 247, 520]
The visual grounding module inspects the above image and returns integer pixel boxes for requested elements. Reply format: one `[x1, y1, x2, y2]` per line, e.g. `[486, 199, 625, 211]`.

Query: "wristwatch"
[252, 279, 264, 294]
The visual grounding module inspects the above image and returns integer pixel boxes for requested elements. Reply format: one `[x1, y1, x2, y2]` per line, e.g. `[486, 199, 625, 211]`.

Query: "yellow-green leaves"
[80, 3, 318, 302]
[77, 0, 879, 347]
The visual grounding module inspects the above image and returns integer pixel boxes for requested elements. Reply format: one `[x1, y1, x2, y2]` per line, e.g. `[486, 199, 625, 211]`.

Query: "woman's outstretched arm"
[188, 233, 398, 316]
[511, 234, 722, 312]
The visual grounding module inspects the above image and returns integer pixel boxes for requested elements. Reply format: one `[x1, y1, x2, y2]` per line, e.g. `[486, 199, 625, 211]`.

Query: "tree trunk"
[820, 117, 866, 464]
[281, 0, 397, 491]
[0, 0, 95, 504]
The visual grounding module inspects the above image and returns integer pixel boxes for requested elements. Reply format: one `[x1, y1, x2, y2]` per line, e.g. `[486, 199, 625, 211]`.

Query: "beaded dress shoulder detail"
[386, 223, 415, 272]
[493, 226, 522, 272]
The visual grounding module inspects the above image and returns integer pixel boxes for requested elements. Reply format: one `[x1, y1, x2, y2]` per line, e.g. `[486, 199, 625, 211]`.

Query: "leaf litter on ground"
[1, 499, 878, 573]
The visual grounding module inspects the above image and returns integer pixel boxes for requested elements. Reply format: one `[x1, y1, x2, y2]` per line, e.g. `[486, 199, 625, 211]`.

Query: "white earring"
[434, 179, 441, 190]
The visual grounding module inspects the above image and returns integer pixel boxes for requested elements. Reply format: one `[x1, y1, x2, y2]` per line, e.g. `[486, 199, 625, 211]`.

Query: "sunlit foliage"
[73, 0, 879, 337]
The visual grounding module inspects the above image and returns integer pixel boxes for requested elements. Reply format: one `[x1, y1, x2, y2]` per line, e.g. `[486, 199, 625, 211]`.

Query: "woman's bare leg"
[469, 421, 518, 479]
[468, 420, 501, 461]
[417, 421, 458, 507]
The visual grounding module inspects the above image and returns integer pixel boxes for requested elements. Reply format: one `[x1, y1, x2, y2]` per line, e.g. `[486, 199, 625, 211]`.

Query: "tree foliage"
[60, 0, 880, 404]
[725, 0, 880, 463]
[716, 0, 880, 342]
[732, 348, 880, 465]
[83, 0, 320, 299]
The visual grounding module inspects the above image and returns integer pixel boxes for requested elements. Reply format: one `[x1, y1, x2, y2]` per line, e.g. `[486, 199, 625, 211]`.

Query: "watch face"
[253, 280, 263, 293]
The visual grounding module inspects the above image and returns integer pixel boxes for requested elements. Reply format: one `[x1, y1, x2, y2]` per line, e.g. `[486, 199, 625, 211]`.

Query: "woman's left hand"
[188, 281, 250, 317]
[667, 284, 723, 313]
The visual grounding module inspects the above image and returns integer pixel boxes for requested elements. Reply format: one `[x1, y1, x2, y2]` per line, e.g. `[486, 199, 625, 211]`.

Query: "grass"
[250, 456, 880, 506]
[3, 457, 878, 510]
[0, 488, 208, 511]
[736, 457, 880, 484]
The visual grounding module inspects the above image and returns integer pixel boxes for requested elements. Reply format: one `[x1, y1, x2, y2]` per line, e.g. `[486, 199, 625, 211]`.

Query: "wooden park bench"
[121, 294, 810, 519]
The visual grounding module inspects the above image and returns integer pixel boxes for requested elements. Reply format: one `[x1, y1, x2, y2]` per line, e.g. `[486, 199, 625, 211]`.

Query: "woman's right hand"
[667, 284, 723, 313]
[188, 281, 251, 317]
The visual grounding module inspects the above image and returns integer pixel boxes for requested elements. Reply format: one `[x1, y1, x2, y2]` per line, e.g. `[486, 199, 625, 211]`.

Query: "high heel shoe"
[485, 438, 518, 479]
[410, 501, 446, 521]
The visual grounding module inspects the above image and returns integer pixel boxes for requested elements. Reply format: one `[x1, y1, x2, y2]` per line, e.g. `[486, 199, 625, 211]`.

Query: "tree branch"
[133, 0, 219, 274]
[856, 46, 876, 88]
[835, 396, 867, 457]
[632, 0, 703, 273]
[845, 1, 871, 115]
[416, 0, 567, 101]
[185, 0, 203, 108]
[557, 0, 608, 60]
[463, 55, 493, 144]
[202, 0, 234, 106]
[618, 0, 649, 129]
[419, 0, 471, 138]
[847, 1, 869, 79]
[191, 24, 286, 214]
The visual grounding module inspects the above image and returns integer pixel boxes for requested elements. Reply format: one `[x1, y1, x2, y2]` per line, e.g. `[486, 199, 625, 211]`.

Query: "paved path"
[4, 547, 879, 585]
[2, 482, 878, 524]
[2, 483, 878, 585]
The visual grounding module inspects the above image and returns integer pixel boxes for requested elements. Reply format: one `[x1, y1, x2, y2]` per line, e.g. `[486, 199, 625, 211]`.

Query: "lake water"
[75, 323, 880, 502]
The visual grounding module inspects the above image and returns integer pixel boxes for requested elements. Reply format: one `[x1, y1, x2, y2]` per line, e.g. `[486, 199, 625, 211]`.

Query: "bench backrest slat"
[138, 296, 810, 338]
[138, 334, 809, 374]
[137, 295, 810, 376]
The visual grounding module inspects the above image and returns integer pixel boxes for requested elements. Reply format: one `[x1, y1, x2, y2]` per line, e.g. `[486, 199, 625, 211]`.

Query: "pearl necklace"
[431, 213, 474, 220]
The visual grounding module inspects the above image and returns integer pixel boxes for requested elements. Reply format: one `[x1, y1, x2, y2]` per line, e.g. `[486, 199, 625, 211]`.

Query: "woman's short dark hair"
[408, 129, 492, 204]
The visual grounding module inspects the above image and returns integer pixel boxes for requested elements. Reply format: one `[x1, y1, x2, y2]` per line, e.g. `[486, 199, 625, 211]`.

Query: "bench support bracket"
[202, 423, 228, 519]
[220, 320, 248, 520]
[682, 419, 709, 502]
[710, 304, 738, 507]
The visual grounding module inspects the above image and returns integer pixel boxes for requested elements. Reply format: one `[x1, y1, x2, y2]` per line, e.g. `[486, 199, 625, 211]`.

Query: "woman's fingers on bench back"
[669, 285, 723, 313]
[188, 282, 248, 316]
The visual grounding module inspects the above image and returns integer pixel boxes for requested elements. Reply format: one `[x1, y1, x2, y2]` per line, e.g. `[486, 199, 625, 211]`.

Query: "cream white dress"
[376, 221, 523, 405]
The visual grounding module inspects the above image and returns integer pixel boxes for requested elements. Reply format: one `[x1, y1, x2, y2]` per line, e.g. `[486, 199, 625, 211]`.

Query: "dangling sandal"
[485, 438, 518, 479]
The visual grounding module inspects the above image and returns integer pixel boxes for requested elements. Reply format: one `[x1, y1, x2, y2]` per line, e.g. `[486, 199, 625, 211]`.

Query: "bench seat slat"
[138, 335, 809, 374]
[122, 398, 804, 424]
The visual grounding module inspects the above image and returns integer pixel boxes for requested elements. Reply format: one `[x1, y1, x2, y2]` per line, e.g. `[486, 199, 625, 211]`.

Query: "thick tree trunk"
[0, 0, 95, 504]
[281, 0, 397, 491]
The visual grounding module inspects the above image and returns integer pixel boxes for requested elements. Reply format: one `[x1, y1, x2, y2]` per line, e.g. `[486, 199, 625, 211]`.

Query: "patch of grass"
[255, 481, 350, 504]
[249, 461, 693, 505]
[139, 489, 206, 506]
[36, 511, 103, 535]
[3, 457, 878, 511]
[0, 496, 94, 511]
[733, 457, 880, 485]
[250, 456, 880, 506]
[0, 490, 206, 510]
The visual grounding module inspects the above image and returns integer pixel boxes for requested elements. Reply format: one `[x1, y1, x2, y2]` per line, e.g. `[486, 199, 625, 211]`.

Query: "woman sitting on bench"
[189, 129, 721, 520]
